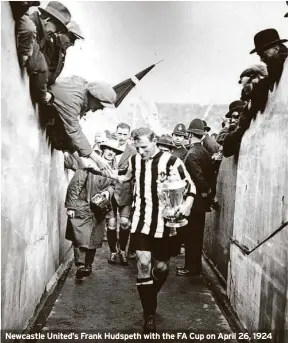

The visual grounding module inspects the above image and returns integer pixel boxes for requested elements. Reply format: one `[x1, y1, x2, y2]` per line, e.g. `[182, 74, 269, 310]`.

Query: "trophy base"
[166, 218, 188, 228]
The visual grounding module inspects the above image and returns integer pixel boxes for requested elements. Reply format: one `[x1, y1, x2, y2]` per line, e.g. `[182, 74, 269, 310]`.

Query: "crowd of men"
[10, 0, 288, 335]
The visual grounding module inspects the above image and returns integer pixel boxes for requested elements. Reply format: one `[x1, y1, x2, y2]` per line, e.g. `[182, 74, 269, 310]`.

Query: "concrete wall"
[205, 58, 288, 340]
[227, 61, 288, 340]
[1, 3, 70, 331]
[204, 156, 238, 280]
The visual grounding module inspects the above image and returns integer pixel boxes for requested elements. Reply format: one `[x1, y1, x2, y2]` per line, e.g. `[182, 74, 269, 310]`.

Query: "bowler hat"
[202, 120, 211, 132]
[39, 1, 71, 31]
[250, 28, 288, 54]
[88, 82, 117, 108]
[100, 139, 123, 155]
[156, 135, 174, 149]
[172, 123, 187, 136]
[238, 64, 267, 84]
[187, 119, 205, 135]
[67, 21, 84, 40]
[225, 100, 246, 118]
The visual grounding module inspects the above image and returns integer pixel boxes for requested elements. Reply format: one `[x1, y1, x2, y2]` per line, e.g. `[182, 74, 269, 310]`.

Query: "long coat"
[114, 144, 136, 207]
[65, 170, 114, 249]
[49, 76, 92, 157]
[184, 142, 214, 212]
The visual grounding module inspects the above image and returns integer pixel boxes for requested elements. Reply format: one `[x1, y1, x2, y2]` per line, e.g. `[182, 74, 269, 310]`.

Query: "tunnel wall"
[204, 156, 238, 281]
[204, 59, 288, 340]
[1, 2, 70, 331]
[227, 60, 288, 339]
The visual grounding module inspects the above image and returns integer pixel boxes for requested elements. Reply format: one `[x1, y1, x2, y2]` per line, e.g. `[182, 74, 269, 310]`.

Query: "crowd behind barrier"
[10, 1, 288, 172]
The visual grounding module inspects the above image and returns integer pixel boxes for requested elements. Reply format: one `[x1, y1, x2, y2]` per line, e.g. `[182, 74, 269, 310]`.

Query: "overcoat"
[49, 76, 92, 157]
[65, 169, 115, 248]
[184, 142, 214, 212]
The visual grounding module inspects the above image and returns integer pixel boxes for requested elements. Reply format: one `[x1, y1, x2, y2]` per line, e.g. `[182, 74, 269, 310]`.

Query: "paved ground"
[40, 243, 238, 343]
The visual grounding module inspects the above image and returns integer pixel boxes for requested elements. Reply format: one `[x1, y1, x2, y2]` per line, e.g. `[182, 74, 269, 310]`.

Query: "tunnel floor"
[40, 243, 237, 343]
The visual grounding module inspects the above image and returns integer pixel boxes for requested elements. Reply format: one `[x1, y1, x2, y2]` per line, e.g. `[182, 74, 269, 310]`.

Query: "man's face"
[241, 76, 254, 96]
[258, 46, 279, 65]
[116, 128, 130, 146]
[42, 16, 63, 34]
[172, 134, 185, 146]
[59, 33, 76, 51]
[89, 96, 104, 112]
[103, 148, 116, 161]
[135, 136, 157, 160]
[95, 134, 106, 144]
[230, 111, 240, 125]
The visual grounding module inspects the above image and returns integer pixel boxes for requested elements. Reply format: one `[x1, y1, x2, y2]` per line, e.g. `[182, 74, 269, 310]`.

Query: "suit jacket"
[114, 144, 137, 207]
[185, 142, 214, 212]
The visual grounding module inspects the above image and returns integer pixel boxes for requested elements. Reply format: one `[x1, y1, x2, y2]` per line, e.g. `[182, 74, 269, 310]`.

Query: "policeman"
[177, 119, 214, 277]
[171, 123, 188, 161]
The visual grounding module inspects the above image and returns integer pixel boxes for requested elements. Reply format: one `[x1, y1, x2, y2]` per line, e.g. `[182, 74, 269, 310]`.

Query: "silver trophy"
[160, 169, 188, 236]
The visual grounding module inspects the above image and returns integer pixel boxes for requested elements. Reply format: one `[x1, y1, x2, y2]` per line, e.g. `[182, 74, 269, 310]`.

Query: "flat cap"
[239, 64, 267, 84]
[88, 81, 116, 107]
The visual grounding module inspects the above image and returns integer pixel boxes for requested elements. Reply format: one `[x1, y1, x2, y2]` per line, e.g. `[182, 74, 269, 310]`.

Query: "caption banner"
[4, 331, 273, 341]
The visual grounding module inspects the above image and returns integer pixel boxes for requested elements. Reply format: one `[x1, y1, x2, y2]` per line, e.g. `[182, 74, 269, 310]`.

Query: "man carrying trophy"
[114, 127, 196, 333]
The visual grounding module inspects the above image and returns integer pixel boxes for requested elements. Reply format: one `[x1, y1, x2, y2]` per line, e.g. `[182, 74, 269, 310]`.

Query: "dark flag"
[113, 61, 162, 108]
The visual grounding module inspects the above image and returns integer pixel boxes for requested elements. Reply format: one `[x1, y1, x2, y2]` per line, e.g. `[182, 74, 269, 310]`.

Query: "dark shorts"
[131, 232, 179, 262]
[106, 197, 132, 220]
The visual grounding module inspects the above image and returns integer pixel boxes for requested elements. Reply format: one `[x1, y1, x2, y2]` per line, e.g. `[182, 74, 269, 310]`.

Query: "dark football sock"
[152, 267, 169, 294]
[136, 277, 156, 318]
[85, 249, 96, 266]
[107, 230, 117, 253]
[119, 228, 130, 251]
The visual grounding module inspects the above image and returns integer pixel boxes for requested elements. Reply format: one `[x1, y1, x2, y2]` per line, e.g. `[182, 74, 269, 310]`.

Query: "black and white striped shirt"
[120, 150, 196, 238]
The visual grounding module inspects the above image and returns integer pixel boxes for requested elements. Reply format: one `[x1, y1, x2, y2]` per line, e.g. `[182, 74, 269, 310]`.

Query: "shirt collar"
[139, 148, 161, 161]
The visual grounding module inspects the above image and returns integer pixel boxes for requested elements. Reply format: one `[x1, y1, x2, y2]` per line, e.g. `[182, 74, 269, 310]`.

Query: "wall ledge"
[19, 247, 74, 341]
[202, 256, 250, 342]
